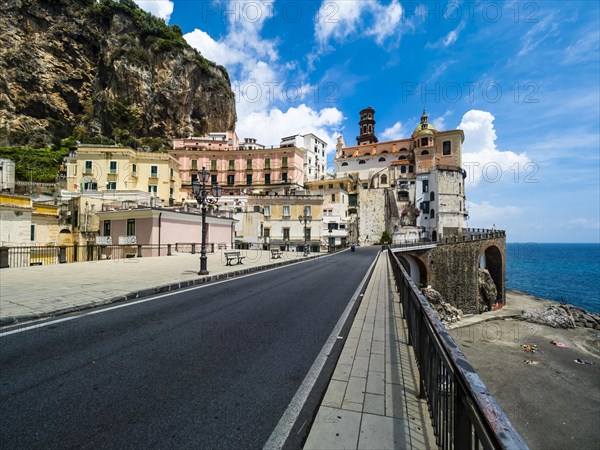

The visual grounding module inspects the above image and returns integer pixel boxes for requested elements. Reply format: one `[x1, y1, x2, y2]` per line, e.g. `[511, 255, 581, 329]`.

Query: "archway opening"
[484, 245, 503, 303]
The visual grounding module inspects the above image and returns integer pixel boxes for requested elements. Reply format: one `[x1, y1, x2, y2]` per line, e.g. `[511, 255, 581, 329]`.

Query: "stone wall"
[395, 235, 506, 314]
[358, 189, 386, 245]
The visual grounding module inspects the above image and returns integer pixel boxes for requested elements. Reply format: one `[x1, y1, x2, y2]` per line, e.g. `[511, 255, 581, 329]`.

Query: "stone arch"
[431, 230, 437, 241]
[483, 245, 503, 303]
[396, 253, 428, 286]
[380, 174, 388, 184]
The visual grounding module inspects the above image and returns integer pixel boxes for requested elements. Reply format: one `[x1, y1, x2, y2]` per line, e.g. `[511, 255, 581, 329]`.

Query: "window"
[211, 160, 217, 171]
[109, 161, 117, 174]
[378, 157, 386, 162]
[283, 227, 290, 240]
[264, 228, 270, 238]
[420, 201, 430, 213]
[30, 224, 35, 242]
[304, 206, 312, 216]
[331, 194, 336, 201]
[228, 160, 235, 170]
[132, 163, 137, 174]
[265, 173, 271, 184]
[246, 159, 252, 170]
[227, 174, 235, 185]
[170, 167, 174, 178]
[282, 156, 288, 168]
[84, 161, 93, 174]
[359, 160, 366, 164]
[211, 174, 217, 185]
[246, 174, 252, 185]
[409, 165, 414, 173]
[282, 172, 288, 183]
[103, 220, 111, 237]
[253, 206, 261, 213]
[283, 205, 290, 217]
[170, 187, 174, 198]
[107, 181, 116, 190]
[401, 166, 406, 174]
[264, 158, 271, 169]
[148, 185, 157, 196]
[421, 137, 428, 146]
[191, 174, 198, 183]
[328, 183, 334, 188]
[422, 180, 429, 193]
[430, 191, 435, 201]
[191, 159, 198, 171]
[421, 150, 430, 155]
[380, 175, 388, 185]
[150, 165, 158, 177]
[127, 219, 135, 236]
[341, 162, 348, 166]
[443, 141, 451, 156]
[263, 206, 271, 216]
[430, 209, 435, 218]
[83, 181, 97, 191]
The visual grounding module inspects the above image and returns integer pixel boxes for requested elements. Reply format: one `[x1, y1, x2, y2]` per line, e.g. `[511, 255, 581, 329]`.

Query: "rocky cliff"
[0, 0, 236, 146]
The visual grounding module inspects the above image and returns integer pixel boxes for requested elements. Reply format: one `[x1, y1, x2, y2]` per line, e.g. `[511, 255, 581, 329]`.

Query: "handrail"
[387, 248, 527, 450]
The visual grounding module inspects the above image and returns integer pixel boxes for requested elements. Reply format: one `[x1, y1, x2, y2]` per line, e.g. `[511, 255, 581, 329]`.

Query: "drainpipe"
[158, 212, 162, 256]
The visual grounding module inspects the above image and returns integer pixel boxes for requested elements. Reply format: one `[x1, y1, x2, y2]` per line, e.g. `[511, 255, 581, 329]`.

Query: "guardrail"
[389, 229, 506, 252]
[387, 248, 527, 450]
[0, 242, 218, 269]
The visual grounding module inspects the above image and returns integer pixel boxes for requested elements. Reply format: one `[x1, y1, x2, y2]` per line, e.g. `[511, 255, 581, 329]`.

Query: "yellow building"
[65, 145, 181, 205]
[0, 194, 59, 245]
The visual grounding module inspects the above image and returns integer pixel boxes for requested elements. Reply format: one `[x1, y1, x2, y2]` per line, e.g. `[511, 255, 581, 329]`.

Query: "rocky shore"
[448, 290, 600, 450]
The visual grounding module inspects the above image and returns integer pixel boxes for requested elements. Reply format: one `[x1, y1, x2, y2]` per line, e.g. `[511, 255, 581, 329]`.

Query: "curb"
[0, 252, 333, 328]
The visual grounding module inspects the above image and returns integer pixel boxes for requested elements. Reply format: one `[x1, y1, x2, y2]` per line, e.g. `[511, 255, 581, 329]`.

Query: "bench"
[270, 249, 283, 259]
[224, 251, 246, 266]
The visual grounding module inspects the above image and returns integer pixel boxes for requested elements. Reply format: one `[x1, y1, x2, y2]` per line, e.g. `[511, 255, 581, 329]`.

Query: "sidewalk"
[0, 249, 315, 326]
[304, 251, 436, 450]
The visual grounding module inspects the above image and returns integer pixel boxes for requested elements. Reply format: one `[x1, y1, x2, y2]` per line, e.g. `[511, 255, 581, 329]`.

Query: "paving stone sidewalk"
[304, 251, 436, 450]
[0, 249, 314, 325]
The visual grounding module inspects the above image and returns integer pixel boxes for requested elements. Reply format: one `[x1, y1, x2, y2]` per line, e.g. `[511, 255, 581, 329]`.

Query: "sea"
[506, 243, 600, 314]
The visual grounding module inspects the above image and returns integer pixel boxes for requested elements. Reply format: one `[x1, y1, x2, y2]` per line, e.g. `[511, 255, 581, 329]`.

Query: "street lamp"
[298, 206, 312, 256]
[192, 167, 222, 275]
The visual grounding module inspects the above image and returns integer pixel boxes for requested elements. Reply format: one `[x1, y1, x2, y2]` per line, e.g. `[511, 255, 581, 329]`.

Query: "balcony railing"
[387, 249, 527, 450]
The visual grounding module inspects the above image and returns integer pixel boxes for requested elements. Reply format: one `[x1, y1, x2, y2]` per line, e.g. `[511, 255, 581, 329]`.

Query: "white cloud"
[432, 110, 452, 130]
[184, 2, 344, 148]
[518, 13, 559, 57]
[134, 0, 174, 22]
[567, 218, 600, 230]
[315, 0, 404, 47]
[381, 121, 405, 141]
[427, 21, 467, 48]
[459, 110, 531, 186]
[236, 104, 344, 154]
[466, 201, 522, 228]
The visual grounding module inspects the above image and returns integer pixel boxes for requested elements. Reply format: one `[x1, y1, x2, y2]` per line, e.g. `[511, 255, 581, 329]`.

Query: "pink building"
[96, 207, 236, 252]
[170, 140, 306, 200]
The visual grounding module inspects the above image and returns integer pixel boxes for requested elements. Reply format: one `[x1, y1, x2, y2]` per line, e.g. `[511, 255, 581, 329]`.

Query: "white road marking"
[0, 252, 344, 338]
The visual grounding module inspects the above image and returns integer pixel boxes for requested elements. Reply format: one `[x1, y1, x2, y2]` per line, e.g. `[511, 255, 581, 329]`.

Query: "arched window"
[430, 209, 435, 218]
[409, 165, 414, 173]
[359, 160, 366, 164]
[381, 150, 388, 154]
[368, 125, 373, 133]
[398, 155, 406, 160]
[401, 166, 406, 173]
[341, 162, 348, 166]
[430, 191, 435, 201]
[378, 157, 386, 162]
[421, 150, 429, 155]
[380, 174, 388, 184]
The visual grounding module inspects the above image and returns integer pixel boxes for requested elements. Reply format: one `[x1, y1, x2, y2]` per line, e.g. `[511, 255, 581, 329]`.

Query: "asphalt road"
[0, 247, 379, 449]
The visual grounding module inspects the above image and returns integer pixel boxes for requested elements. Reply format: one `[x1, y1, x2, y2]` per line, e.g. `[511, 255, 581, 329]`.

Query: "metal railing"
[0, 242, 216, 269]
[387, 249, 527, 450]
[389, 228, 506, 252]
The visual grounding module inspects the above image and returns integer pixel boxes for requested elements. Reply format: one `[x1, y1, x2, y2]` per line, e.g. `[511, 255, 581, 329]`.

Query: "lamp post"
[298, 206, 312, 256]
[192, 167, 222, 275]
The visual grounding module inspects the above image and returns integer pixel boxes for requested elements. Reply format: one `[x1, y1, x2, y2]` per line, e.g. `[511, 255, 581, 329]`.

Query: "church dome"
[412, 110, 436, 136]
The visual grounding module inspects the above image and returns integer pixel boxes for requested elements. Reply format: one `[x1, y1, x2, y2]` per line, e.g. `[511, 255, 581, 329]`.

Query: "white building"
[280, 133, 327, 182]
[0, 159, 16, 194]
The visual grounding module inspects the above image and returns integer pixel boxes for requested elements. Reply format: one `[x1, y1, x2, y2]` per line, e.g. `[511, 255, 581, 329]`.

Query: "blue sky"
[134, 0, 600, 243]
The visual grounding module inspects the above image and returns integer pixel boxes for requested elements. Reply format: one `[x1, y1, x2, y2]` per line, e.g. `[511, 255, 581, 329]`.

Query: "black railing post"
[167, 244, 172, 256]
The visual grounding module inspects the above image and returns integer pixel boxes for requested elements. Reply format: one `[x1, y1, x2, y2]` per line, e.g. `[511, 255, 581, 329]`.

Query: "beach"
[448, 291, 600, 450]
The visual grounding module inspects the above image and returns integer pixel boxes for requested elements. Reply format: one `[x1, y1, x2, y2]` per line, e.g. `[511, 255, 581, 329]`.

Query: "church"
[334, 107, 468, 245]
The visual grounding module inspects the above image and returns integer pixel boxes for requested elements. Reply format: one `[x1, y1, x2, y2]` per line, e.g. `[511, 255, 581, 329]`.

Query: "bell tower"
[356, 106, 378, 145]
